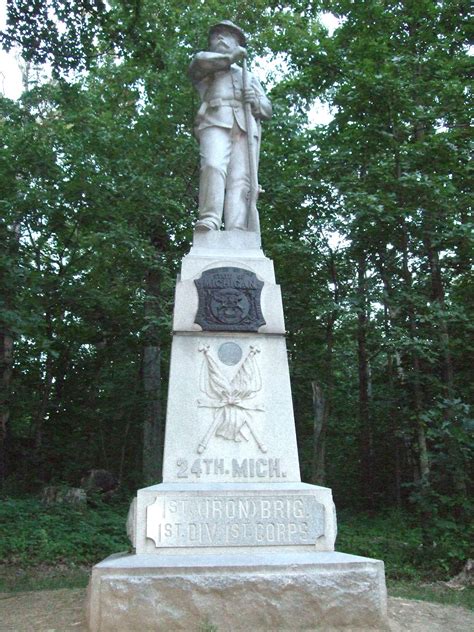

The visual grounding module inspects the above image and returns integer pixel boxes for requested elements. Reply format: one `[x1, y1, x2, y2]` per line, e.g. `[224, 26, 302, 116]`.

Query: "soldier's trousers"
[197, 122, 257, 231]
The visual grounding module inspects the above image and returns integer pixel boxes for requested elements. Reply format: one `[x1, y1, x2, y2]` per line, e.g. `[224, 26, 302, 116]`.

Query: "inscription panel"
[176, 458, 287, 479]
[146, 494, 324, 548]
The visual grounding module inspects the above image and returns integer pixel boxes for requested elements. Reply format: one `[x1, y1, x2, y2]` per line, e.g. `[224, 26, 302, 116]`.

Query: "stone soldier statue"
[189, 20, 272, 232]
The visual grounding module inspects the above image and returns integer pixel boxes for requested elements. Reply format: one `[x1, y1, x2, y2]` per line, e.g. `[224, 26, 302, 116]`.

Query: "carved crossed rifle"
[197, 344, 266, 454]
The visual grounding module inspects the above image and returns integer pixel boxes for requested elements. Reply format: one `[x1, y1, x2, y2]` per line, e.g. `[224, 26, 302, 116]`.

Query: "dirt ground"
[0, 588, 473, 631]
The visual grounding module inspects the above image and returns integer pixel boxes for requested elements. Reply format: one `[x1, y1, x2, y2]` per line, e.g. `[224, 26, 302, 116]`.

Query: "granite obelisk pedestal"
[86, 230, 389, 631]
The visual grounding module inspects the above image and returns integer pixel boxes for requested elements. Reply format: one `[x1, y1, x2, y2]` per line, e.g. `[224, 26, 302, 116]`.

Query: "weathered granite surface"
[174, 231, 285, 334]
[161, 335, 300, 483]
[87, 551, 390, 631]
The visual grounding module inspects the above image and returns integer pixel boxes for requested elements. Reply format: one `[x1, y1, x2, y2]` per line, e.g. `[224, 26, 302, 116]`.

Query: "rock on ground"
[0, 589, 473, 631]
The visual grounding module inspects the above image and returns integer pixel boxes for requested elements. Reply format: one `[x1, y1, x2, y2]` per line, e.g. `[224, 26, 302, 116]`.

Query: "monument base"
[86, 551, 389, 631]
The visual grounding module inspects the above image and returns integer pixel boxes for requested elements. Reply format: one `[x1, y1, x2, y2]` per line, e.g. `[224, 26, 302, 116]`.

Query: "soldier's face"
[209, 29, 239, 54]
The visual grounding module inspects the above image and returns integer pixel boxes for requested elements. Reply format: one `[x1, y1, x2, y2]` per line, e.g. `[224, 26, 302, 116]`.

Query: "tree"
[285, 0, 472, 518]
[1, 0, 330, 488]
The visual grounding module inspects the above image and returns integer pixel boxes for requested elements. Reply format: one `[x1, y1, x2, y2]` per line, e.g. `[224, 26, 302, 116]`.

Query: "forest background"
[0, 0, 472, 597]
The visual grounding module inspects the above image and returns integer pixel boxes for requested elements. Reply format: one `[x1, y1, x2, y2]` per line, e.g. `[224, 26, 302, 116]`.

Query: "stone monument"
[87, 21, 389, 631]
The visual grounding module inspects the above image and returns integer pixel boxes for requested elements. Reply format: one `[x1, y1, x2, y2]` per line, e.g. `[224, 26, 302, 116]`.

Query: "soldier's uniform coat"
[190, 53, 272, 231]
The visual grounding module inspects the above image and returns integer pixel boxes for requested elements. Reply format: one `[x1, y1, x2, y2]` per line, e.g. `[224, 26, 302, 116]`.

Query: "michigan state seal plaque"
[194, 267, 265, 332]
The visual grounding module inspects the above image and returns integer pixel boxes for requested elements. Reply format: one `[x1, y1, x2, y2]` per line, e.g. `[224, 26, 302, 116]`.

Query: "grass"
[0, 495, 130, 592]
[0, 496, 131, 568]
[0, 563, 90, 593]
[388, 580, 474, 611]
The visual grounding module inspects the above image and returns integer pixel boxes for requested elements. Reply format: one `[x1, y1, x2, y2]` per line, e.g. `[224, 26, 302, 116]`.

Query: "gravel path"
[0, 588, 473, 631]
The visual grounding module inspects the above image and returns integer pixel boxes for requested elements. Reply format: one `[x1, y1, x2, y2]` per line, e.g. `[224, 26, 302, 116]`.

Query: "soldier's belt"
[196, 98, 243, 119]
[206, 98, 242, 108]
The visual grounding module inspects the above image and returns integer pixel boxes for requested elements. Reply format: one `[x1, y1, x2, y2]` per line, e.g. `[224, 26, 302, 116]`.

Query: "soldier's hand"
[244, 86, 257, 106]
[230, 46, 247, 63]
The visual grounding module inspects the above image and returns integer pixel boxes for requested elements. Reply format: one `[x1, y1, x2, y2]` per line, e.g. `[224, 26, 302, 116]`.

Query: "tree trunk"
[423, 230, 466, 497]
[357, 249, 374, 508]
[0, 332, 13, 485]
[400, 218, 434, 544]
[0, 220, 20, 486]
[311, 382, 326, 485]
[32, 350, 54, 482]
[142, 265, 164, 485]
[424, 233, 455, 399]
[401, 221, 430, 483]
[118, 365, 141, 484]
[311, 248, 339, 486]
[377, 247, 403, 507]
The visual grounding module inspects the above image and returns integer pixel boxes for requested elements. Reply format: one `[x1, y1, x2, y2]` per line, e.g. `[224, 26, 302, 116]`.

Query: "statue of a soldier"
[189, 21, 272, 233]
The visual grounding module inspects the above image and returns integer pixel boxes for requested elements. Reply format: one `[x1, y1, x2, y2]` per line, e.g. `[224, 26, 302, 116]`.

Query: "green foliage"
[0, 497, 130, 566]
[1, 0, 159, 75]
[337, 508, 473, 581]
[407, 487, 474, 575]
[338, 510, 424, 580]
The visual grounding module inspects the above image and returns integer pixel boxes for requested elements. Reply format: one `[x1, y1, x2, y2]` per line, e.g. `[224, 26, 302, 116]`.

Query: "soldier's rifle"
[242, 57, 260, 233]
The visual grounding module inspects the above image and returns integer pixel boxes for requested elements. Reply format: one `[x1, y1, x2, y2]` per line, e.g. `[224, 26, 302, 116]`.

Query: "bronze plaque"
[194, 267, 265, 332]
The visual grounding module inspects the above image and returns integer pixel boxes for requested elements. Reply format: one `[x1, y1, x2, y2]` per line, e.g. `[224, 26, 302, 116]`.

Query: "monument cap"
[208, 20, 247, 47]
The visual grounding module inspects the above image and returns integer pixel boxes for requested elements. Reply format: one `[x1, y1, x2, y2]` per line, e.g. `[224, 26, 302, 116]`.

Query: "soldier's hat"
[208, 20, 247, 47]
